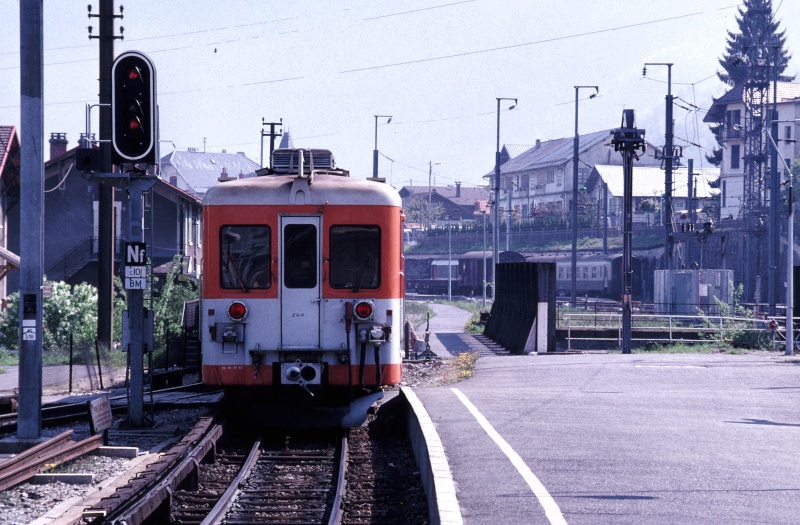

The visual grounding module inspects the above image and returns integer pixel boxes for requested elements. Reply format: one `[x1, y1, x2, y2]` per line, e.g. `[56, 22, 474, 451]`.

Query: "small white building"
[587, 165, 719, 227]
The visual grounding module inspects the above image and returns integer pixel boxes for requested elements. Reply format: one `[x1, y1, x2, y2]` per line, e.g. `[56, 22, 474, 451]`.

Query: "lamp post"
[764, 121, 797, 355]
[571, 85, 598, 307]
[494, 97, 517, 276]
[373, 115, 392, 179]
[447, 215, 459, 301]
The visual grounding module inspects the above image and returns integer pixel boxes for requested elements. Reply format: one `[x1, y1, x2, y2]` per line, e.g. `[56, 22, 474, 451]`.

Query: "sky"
[3, 1, 800, 191]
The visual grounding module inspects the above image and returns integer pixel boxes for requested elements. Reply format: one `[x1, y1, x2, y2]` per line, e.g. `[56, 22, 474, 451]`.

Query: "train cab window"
[329, 225, 381, 291]
[220, 225, 271, 290]
[284, 224, 318, 289]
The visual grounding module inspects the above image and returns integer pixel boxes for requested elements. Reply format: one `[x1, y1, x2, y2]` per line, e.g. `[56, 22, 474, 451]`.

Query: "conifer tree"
[717, 0, 793, 87]
[707, 0, 794, 166]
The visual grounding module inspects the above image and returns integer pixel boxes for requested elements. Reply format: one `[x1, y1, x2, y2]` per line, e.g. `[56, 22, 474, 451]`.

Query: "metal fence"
[559, 311, 793, 350]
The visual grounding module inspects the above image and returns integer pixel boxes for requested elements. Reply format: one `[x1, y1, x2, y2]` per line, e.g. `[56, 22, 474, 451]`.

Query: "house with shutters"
[703, 81, 800, 219]
[0, 131, 209, 298]
[485, 130, 660, 224]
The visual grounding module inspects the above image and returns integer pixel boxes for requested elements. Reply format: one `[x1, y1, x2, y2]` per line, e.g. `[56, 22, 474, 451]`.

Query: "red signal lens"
[126, 66, 141, 81]
[126, 117, 141, 131]
[228, 301, 248, 321]
[354, 301, 373, 320]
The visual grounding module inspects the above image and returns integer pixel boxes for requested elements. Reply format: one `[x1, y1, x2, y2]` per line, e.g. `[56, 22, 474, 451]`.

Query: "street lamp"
[373, 115, 392, 179]
[571, 85, 598, 307]
[447, 215, 460, 301]
[493, 97, 517, 277]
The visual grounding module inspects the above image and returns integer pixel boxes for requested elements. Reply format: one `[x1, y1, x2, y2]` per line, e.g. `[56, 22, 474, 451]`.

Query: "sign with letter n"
[126, 242, 147, 266]
[124, 242, 147, 289]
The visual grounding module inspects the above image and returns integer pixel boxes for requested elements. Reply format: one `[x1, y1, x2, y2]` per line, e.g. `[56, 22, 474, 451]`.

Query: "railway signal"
[111, 51, 157, 164]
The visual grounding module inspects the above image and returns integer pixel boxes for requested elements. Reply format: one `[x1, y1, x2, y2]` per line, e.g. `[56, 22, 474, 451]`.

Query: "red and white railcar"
[201, 148, 404, 426]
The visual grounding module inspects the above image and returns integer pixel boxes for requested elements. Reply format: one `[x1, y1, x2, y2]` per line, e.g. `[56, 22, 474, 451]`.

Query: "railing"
[560, 312, 791, 350]
[45, 237, 124, 282]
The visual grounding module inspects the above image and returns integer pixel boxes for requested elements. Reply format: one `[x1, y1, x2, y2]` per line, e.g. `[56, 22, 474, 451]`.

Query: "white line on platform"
[450, 388, 567, 525]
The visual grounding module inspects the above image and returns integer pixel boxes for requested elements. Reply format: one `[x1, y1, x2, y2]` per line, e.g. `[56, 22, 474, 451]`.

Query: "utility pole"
[493, 98, 517, 276]
[18, 0, 45, 440]
[602, 182, 608, 254]
[644, 63, 680, 272]
[571, 86, 598, 307]
[768, 45, 779, 316]
[686, 159, 694, 266]
[89, 0, 124, 352]
[611, 110, 646, 355]
[260, 118, 282, 169]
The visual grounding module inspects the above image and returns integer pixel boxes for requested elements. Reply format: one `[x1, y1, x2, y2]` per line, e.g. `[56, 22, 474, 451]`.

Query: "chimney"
[535, 139, 541, 149]
[218, 166, 236, 183]
[455, 181, 461, 198]
[49, 132, 68, 160]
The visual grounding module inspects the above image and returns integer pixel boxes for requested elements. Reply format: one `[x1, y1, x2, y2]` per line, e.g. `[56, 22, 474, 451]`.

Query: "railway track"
[199, 430, 346, 525]
[76, 424, 345, 524]
[0, 429, 103, 491]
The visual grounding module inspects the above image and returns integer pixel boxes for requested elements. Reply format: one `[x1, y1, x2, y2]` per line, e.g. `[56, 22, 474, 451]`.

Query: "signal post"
[79, 50, 158, 427]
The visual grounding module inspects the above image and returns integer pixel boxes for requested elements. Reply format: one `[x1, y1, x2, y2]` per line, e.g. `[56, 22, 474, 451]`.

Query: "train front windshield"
[329, 225, 381, 291]
[220, 225, 271, 290]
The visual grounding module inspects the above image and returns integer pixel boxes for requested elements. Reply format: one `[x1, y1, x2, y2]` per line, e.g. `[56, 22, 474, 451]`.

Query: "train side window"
[220, 225, 271, 290]
[284, 224, 318, 289]
[329, 225, 381, 291]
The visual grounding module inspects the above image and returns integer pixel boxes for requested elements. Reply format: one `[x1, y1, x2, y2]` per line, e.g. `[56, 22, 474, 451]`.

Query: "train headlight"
[354, 300, 374, 321]
[369, 326, 386, 345]
[227, 300, 248, 321]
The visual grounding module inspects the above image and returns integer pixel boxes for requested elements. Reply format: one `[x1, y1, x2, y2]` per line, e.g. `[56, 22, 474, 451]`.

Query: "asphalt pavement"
[413, 302, 477, 358]
[413, 351, 800, 524]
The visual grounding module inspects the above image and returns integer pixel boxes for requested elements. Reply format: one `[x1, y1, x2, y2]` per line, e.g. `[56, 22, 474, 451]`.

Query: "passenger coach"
[200, 148, 405, 426]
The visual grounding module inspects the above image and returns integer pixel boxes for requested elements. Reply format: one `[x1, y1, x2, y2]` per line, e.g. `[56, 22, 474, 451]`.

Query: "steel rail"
[0, 430, 102, 491]
[199, 435, 263, 525]
[327, 432, 347, 525]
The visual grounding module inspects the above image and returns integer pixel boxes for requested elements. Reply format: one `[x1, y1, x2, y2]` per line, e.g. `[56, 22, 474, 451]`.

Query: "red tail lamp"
[227, 300, 248, 321]
[354, 301, 374, 321]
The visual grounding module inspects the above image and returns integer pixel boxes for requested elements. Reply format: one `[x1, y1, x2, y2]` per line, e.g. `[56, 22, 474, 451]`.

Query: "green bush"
[0, 281, 98, 351]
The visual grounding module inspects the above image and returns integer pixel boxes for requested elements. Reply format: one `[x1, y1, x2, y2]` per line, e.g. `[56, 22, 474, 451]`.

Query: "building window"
[546, 170, 555, 184]
[722, 181, 727, 208]
[786, 125, 792, 140]
[726, 110, 741, 138]
[591, 266, 598, 279]
[730, 145, 740, 170]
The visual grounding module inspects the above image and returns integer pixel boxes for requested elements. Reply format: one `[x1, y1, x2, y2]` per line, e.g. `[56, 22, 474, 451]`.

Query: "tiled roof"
[400, 185, 489, 206]
[593, 164, 719, 199]
[485, 129, 613, 177]
[503, 144, 535, 159]
[162, 150, 260, 195]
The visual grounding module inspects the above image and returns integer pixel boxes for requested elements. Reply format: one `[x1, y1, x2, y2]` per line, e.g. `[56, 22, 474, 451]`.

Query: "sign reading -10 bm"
[111, 51, 157, 165]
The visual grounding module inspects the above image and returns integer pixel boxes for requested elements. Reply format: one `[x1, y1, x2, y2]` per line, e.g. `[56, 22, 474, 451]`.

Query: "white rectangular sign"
[125, 266, 146, 278]
[125, 277, 147, 290]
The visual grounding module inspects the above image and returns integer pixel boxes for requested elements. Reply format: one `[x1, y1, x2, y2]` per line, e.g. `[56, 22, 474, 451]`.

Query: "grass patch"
[636, 342, 735, 354]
